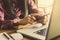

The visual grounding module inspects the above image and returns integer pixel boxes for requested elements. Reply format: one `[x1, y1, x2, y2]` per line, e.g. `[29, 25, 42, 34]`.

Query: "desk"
[0, 24, 35, 40]
[0, 29, 32, 40]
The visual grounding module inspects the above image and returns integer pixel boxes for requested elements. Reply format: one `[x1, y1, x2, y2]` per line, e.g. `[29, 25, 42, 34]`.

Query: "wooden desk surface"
[0, 29, 32, 40]
[0, 24, 35, 40]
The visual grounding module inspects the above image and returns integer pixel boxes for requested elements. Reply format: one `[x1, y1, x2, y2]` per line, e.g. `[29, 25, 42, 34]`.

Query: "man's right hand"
[18, 13, 46, 25]
[18, 15, 36, 25]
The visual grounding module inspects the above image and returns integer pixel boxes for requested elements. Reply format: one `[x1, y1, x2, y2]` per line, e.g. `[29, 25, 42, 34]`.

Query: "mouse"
[10, 33, 23, 40]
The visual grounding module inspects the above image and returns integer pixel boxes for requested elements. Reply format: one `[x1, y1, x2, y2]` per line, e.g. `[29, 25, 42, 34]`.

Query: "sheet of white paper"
[0, 33, 8, 40]
[10, 33, 23, 40]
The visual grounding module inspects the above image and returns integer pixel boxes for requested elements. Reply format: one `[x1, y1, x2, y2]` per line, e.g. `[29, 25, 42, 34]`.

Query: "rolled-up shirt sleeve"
[0, 3, 4, 21]
[28, 0, 38, 13]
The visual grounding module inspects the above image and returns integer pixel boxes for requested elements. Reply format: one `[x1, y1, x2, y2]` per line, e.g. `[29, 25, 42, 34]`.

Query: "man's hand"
[18, 13, 47, 25]
[30, 13, 45, 24]
[19, 15, 36, 25]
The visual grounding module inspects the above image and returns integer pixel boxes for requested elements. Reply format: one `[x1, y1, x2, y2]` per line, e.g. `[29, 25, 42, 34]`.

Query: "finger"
[28, 15, 36, 21]
[31, 15, 36, 21]
[27, 19, 34, 24]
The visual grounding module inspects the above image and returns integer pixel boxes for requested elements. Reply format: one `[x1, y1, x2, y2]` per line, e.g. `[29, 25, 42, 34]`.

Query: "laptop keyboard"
[34, 28, 47, 36]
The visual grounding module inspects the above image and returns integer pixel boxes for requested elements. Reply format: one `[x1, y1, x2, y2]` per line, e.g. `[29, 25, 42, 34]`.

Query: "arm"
[28, 0, 44, 16]
[28, 0, 47, 24]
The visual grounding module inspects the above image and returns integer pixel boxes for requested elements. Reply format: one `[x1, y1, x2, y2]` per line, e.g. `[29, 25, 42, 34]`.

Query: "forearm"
[0, 20, 14, 29]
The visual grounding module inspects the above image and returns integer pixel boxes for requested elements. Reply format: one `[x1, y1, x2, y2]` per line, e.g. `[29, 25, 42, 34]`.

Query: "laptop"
[16, 6, 51, 40]
[16, 0, 51, 40]
[17, 23, 48, 40]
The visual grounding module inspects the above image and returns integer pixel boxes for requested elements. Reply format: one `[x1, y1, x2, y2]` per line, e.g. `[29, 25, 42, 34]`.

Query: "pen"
[3, 33, 10, 40]
[3, 32, 13, 40]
